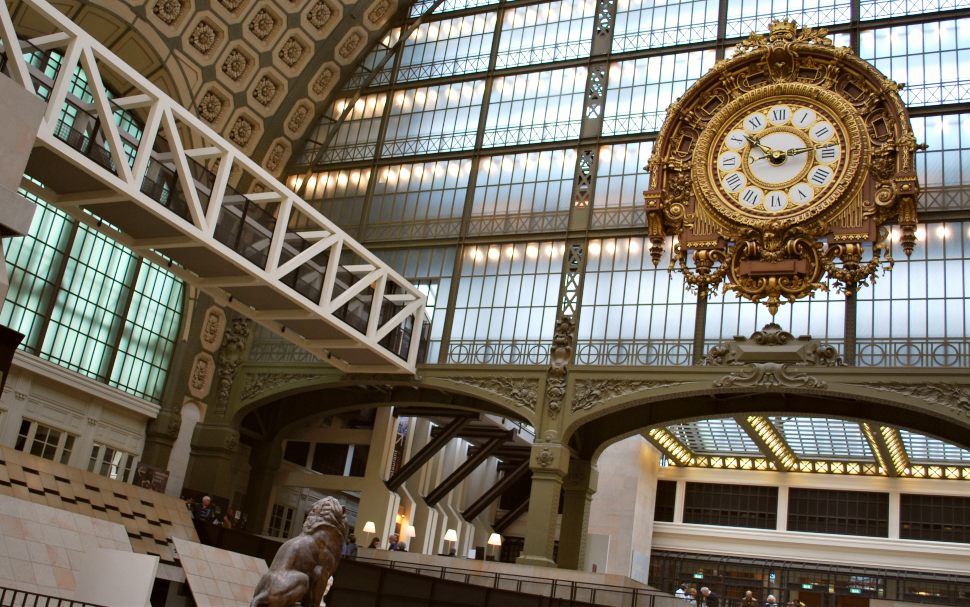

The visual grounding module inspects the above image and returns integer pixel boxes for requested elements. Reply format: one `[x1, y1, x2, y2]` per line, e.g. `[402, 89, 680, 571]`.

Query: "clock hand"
[743, 134, 772, 155]
[786, 143, 835, 156]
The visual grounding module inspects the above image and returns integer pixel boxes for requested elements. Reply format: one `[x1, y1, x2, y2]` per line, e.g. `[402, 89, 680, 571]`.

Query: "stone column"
[164, 400, 204, 497]
[356, 407, 402, 547]
[558, 458, 597, 570]
[241, 439, 283, 533]
[516, 443, 569, 567]
[183, 422, 240, 499]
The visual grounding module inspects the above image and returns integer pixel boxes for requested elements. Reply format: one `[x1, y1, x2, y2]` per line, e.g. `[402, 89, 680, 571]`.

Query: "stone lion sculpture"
[250, 497, 347, 607]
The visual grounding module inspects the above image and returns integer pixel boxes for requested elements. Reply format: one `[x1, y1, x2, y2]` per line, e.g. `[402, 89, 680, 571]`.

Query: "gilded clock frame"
[644, 20, 921, 314]
[695, 84, 867, 228]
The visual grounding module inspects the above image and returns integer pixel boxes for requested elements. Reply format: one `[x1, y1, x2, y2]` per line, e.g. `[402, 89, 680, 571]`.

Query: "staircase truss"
[0, 0, 426, 374]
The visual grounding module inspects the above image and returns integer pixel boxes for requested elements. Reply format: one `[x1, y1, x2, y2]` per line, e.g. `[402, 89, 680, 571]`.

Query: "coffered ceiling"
[23, 0, 404, 178]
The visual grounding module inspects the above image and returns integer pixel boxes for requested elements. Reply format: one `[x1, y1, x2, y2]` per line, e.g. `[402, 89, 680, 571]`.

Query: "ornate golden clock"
[644, 20, 922, 314]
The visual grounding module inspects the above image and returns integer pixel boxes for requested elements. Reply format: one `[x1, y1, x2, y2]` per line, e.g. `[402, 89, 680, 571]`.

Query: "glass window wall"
[449, 241, 563, 364]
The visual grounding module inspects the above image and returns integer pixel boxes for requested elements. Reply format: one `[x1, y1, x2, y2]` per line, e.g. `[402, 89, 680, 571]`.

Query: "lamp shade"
[362, 521, 376, 533]
[487, 532, 502, 547]
[405, 525, 416, 538]
[443, 528, 458, 542]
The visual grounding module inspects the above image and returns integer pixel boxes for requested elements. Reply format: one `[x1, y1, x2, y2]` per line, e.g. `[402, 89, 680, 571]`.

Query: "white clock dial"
[792, 108, 816, 128]
[767, 105, 791, 125]
[764, 190, 788, 211]
[789, 182, 815, 205]
[746, 131, 808, 186]
[718, 151, 742, 171]
[743, 112, 768, 133]
[809, 121, 835, 143]
[815, 144, 839, 164]
[725, 130, 748, 150]
[723, 171, 747, 193]
[807, 165, 834, 187]
[738, 186, 764, 208]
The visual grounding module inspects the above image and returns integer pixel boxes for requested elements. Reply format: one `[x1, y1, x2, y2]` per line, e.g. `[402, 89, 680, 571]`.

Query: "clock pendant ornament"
[644, 20, 923, 314]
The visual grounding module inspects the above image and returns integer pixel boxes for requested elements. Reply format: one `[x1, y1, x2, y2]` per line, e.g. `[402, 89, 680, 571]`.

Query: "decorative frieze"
[572, 379, 688, 412]
[859, 382, 970, 419]
[241, 372, 314, 402]
[714, 362, 827, 389]
[438, 377, 539, 412]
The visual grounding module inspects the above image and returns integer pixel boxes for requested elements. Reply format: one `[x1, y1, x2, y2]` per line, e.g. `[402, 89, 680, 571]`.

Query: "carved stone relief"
[241, 372, 315, 402]
[188, 352, 216, 399]
[263, 138, 291, 175]
[364, 0, 394, 30]
[335, 27, 367, 65]
[544, 315, 575, 418]
[858, 382, 970, 419]
[438, 377, 539, 412]
[714, 362, 827, 389]
[200, 306, 228, 352]
[572, 379, 689, 412]
[308, 63, 339, 100]
[216, 317, 251, 410]
[285, 101, 314, 137]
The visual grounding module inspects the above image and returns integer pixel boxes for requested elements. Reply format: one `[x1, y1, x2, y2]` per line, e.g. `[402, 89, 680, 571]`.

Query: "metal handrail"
[0, 586, 102, 607]
[354, 555, 669, 606]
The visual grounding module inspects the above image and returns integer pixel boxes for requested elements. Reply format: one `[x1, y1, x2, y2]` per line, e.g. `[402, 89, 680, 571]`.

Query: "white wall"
[0, 353, 154, 471]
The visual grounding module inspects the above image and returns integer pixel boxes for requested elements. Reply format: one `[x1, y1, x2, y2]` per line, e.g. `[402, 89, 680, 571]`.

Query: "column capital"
[530, 442, 570, 476]
[563, 458, 597, 493]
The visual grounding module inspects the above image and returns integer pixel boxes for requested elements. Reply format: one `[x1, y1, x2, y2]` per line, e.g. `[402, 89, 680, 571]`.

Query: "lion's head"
[302, 496, 348, 539]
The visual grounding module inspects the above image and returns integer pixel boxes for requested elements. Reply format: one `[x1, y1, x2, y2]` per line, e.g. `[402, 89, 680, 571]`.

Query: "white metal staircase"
[0, 0, 427, 374]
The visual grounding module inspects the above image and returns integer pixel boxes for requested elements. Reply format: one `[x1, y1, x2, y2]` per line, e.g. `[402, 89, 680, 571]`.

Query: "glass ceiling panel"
[669, 418, 761, 455]
[770, 417, 873, 460]
[900, 429, 970, 464]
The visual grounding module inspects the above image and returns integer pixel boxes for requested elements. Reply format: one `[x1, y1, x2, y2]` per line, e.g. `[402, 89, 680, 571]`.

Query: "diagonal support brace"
[461, 458, 530, 521]
[424, 433, 511, 507]
[385, 416, 470, 491]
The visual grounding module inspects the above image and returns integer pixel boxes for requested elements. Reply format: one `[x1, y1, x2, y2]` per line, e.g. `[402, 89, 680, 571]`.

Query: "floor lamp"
[443, 528, 458, 556]
[362, 520, 376, 548]
[487, 532, 502, 561]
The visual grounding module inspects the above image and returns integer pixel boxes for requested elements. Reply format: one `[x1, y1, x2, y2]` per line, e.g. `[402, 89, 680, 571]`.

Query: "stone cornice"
[11, 352, 160, 419]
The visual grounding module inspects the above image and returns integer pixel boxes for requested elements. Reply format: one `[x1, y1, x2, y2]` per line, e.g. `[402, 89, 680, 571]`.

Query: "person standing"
[342, 533, 359, 558]
[676, 584, 690, 600]
[193, 496, 216, 524]
[701, 587, 719, 607]
[742, 590, 759, 607]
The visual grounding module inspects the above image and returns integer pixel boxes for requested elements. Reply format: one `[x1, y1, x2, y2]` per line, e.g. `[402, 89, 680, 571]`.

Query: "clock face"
[699, 92, 860, 222]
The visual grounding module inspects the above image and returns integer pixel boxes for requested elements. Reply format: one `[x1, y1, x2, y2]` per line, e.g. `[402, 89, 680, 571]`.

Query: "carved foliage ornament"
[241, 373, 316, 401]
[439, 376, 539, 412]
[572, 379, 689, 412]
[545, 315, 575, 418]
[644, 20, 920, 315]
[859, 383, 970, 419]
[714, 362, 827, 389]
[216, 318, 251, 409]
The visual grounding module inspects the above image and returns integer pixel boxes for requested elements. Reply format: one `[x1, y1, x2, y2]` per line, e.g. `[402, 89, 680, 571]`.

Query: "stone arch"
[565, 380, 970, 460]
[232, 372, 540, 431]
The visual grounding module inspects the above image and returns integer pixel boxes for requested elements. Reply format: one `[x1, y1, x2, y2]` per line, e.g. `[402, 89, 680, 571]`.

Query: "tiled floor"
[0, 493, 131, 598]
[173, 537, 268, 607]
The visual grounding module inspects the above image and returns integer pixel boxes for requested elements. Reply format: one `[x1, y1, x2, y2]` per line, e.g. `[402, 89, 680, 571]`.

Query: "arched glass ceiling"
[648, 416, 970, 479]
[899, 429, 970, 464]
[669, 419, 761, 455]
[770, 417, 872, 459]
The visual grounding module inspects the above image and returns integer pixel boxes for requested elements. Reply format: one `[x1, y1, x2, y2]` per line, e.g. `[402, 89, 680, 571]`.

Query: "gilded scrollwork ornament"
[645, 19, 921, 315]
